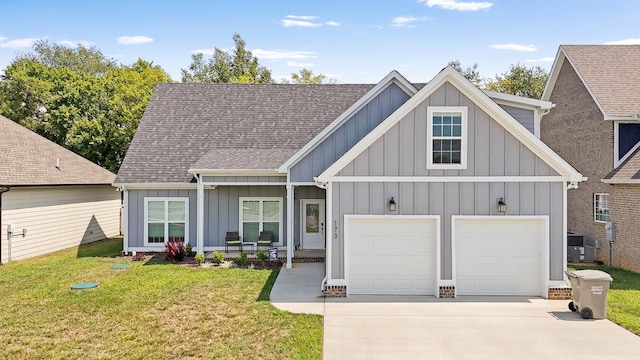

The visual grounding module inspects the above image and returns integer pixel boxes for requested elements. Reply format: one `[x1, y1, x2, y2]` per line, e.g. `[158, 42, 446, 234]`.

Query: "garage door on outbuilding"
[453, 216, 548, 297]
[345, 216, 439, 295]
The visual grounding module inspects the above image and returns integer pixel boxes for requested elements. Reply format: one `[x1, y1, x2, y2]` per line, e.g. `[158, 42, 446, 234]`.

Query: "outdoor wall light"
[389, 197, 397, 211]
[497, 197, 507, 213]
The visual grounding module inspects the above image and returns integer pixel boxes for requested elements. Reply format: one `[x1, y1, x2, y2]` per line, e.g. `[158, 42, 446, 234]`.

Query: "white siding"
[0, 185, 120, 263]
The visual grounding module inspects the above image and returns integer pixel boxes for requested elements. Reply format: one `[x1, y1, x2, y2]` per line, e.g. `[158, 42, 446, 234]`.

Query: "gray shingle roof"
[0, 115, 115, 186]
[562, 45, 640, 117]
[603, 147, 640, 182]
[115, 83, 375, 184]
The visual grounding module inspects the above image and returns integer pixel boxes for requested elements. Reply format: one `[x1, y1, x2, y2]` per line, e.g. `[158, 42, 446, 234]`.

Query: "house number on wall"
[333, 221, 338, 239]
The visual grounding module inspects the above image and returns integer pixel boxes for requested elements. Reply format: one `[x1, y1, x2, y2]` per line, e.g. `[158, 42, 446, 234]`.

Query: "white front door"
[301, 199, 325, 249]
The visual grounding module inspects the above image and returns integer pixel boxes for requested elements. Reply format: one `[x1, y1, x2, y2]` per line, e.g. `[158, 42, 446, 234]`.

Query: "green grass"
[570, 264, 640, 335]
[0, 237, 322, 359]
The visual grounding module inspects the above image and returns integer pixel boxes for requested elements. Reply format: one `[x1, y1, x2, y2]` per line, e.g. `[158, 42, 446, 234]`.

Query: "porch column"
[122, 187, 129, 253]
[196, 175, 204, 255]
[286, 184, 294, 269]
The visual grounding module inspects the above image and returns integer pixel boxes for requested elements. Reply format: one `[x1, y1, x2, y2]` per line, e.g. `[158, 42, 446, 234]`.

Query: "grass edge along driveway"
[0, 237, 322, 360]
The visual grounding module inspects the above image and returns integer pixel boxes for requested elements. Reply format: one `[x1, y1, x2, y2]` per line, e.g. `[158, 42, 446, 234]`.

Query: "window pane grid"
[241, 199, 281, 244]
[146, 199, 187, 244]
[594, 194, 610, 222]
[431, 111, 463, 165]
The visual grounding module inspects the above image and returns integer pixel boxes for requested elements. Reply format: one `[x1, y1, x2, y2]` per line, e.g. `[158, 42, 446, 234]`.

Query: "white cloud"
[604, 38, 640, 45]
[525, 57, 554, 63]
[59, 39, 94, 47]
[490, 43, 538, 52]
[117, 35, 153, 45]
[0, 37, 41, 48]
[0, 35, 7, 41]
[280, 15, 340, 27]
[391, 15, 431, 27]
[285, 15, 319, 20]
[191, 48, 215, 55]
[252, 49, 317, 60]
[421, 0, 493, 11]
[286, 61, 315, 67]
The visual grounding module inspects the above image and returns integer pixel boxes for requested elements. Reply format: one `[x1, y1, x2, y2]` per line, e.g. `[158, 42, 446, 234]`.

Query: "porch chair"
[256, 231, 274, 251]
[225, 231, 242, 253]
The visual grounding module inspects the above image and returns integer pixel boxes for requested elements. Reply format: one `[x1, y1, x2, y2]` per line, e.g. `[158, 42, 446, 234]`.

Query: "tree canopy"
[284, 68, 336, 84]
[0, 41, 172, 172]
[181, 33, 272, 83]
[447, 60, 482, 86]
[484, 63, 548, 99]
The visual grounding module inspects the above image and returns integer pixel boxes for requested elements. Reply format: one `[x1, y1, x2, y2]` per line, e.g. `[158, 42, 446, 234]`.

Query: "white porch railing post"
[196, 175, 204, 255]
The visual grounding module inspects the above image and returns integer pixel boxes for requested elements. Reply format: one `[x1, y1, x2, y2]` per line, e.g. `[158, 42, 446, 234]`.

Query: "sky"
[1, 0, 640, 84]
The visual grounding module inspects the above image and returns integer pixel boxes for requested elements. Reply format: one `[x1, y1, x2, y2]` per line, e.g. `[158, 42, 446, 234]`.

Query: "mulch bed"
[117, 253, 283, 270]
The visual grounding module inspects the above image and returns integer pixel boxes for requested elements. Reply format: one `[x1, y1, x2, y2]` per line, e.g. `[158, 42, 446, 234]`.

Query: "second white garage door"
[346, 216, 438, 295]
[454, 217, 547, 297]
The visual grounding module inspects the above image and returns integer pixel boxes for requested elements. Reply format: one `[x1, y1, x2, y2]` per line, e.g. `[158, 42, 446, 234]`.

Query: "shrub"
[165, 240, 185, 262]
[185, 243, 194, 257]
[195, 253, 205, 265]
[212, 251, 225, 265]
[235, 252, 247, 266]
[256, 250, 268, 262]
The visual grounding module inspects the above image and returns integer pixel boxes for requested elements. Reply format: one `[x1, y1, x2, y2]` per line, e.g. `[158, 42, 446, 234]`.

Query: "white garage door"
[455, 217, 546, 296]
[346, 217, 438, 295]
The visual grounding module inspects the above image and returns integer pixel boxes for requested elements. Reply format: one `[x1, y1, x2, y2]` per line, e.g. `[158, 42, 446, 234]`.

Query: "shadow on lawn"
[76, 237, 123, 258]
[257, 270, 280, 302]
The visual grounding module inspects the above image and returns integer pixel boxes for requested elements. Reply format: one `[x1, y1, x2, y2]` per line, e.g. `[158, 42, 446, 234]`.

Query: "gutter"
[0, 186, 10, 265]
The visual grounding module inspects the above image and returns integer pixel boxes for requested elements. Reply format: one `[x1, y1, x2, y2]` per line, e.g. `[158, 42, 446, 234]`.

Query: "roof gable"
[317, 66, 584, 183]
[543, 45, 640, 119]
[0, 115, 115, 186]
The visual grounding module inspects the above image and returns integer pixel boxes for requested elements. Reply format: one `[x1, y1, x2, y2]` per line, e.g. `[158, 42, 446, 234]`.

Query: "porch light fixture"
[389, 197, 397, 211]
[497, 197, 507, 213]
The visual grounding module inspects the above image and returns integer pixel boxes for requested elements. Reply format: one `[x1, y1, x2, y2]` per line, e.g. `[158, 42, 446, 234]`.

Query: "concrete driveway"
[271, 264, 640, 360]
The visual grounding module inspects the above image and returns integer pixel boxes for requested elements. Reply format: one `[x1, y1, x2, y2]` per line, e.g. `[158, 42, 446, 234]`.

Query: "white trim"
[614, 121, 640, 168]
[427, 106, 468, 170]
[593, 193, 610, 223]
[326, 279, 347, 286]
[602, 178, 640, 184]
[300, 199, 326, 250]
[123, 188, 129, 252]
[326, 176, 570, 183]
[317, 66, 584, 183]
[326, 183, 333, 281]
[238, 197, 284, 246]
[289, 182, 318, 186]
[549, 280, 570, 287]
[113, 183, 196, 189]
[196, 176, 204, 255]
[143, 197, 190, 247]
[286, 184, 294, 269]
[563, 181, 568, 281]
[201, 182, 287, 186]
[484, 90, 553, 109]
[451, 215, 550, 298]
[277, 71, 418, 173]
[343, 215, 441, 297]
[189, 169, 282, 176]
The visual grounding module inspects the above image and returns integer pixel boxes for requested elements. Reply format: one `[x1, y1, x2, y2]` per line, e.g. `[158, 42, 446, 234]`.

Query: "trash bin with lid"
[565, 269, 613, 319]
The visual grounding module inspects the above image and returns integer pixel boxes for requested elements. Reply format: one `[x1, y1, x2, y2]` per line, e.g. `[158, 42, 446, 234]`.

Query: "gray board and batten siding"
[330, 81, 564, 281]
[499, 104, 535, 134]
[201, 176, 285, 183]
[127, 185, 324, 248]
[290, 82, 412, 183]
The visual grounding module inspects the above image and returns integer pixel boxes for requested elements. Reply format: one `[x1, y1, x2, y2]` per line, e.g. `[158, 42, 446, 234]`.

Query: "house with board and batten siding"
[0, 115, 121, 263]
[115, 66, 584, 298]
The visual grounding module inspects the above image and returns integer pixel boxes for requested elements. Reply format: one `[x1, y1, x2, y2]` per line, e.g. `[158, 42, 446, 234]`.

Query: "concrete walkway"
[270, 265, 640, 359]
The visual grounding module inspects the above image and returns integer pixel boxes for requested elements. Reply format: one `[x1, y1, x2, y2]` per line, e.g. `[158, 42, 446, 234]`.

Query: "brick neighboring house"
[541, 45, 640, 271]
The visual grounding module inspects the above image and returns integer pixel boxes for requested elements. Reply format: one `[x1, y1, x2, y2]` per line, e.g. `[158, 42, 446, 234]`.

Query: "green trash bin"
[565, 270, 613, 319]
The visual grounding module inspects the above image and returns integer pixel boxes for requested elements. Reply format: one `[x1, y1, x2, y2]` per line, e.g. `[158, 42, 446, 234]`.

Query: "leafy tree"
[485, 63, 548, 99]
[284, 68, 336, 84]
[448, 60, 482, 86]
[0, 42, 172, 172]
[181, 33, 272, 84]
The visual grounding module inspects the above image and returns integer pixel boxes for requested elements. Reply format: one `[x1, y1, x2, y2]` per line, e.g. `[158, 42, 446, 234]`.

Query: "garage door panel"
[455, 218, 545, 296]
[347, 217, 437, 295]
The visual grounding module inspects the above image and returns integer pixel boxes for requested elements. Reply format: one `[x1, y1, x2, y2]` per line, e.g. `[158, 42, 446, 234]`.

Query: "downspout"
[0, 186, 10, 265]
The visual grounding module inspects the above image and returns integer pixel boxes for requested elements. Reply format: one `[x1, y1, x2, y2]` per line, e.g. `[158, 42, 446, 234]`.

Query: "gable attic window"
[144, 198, 189, 246]
[427, 106, 468, 169]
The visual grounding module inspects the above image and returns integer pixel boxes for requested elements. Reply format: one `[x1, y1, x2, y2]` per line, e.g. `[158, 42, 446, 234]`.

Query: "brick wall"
[541, 58, 614, 263]
[609, 185, 640, 272]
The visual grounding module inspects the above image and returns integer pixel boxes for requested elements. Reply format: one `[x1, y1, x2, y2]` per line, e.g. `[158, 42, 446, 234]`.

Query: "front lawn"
[570, 264, 640, 335]
[0, 237, 322, 359]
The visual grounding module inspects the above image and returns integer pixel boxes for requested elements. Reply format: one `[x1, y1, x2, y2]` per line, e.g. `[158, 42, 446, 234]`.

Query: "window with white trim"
[239, 197, 283, 244]
[594, 193, 610, 223]
[427, 106, 467, 169]
[144, 198, 189, 245]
